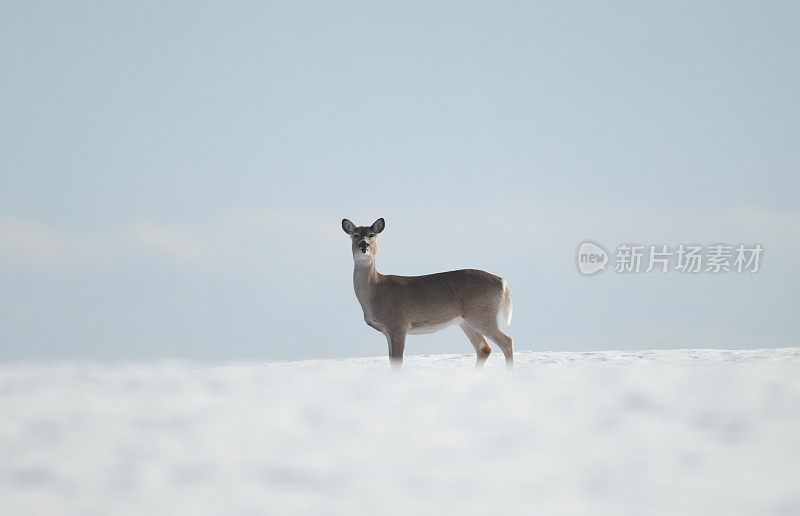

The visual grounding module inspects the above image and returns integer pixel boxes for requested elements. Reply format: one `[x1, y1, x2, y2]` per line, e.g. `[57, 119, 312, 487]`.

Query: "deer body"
[343, 218, 514, 369]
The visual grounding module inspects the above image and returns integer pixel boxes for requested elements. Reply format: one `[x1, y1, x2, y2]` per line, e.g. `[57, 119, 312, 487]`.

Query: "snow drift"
[2, 348, 799, 515]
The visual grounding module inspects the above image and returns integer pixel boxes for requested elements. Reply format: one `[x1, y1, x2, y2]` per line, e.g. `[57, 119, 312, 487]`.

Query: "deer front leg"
[386, 330, 406, 369]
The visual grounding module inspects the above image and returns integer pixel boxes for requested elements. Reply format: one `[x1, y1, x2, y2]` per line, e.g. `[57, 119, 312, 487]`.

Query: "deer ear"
[371, 218, 385, 234]
[342, 219, 356, 234]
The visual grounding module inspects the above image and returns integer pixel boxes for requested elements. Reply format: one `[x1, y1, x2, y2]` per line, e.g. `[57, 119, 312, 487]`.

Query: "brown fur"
[343, 218, 514, 369]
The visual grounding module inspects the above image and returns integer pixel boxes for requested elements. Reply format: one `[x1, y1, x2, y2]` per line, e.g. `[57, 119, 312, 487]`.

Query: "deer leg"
[467, 320, 514, 369]
[387, 330, 406, 369]
[460, 323, 491, 370]
[486, 328, 514, 369]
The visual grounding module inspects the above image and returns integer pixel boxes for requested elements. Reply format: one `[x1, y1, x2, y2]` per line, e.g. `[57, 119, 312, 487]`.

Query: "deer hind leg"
[460, 322, 491, 370]
[466, 318, 514, 369]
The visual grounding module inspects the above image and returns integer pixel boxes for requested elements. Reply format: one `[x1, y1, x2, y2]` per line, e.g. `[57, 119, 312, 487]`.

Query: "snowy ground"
[2, 348, 799, 516]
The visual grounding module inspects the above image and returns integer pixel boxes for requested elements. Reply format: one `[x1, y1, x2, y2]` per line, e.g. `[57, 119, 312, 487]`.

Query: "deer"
[342, 218, 514, 369]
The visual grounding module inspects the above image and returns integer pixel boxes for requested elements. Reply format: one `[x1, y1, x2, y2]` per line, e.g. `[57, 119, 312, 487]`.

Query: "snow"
[2, 348, 799, 515]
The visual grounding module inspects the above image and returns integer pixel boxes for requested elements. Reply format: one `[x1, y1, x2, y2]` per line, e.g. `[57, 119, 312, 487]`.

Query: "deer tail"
[500, 278, 513, 325]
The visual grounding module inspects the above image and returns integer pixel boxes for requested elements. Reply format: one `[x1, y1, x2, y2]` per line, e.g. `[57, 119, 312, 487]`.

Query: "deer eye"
[368, 233, 375, 238]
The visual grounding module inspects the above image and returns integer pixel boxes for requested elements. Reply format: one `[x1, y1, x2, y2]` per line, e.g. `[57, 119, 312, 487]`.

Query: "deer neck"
[353, 258, 379, 309]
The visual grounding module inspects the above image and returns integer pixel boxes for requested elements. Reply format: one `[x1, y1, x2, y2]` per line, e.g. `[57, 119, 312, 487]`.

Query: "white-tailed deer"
[342, 218, 514, 369]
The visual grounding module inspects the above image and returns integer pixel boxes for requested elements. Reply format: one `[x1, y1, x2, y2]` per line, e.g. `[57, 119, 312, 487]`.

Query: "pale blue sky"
[1, 1, 798, 360]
